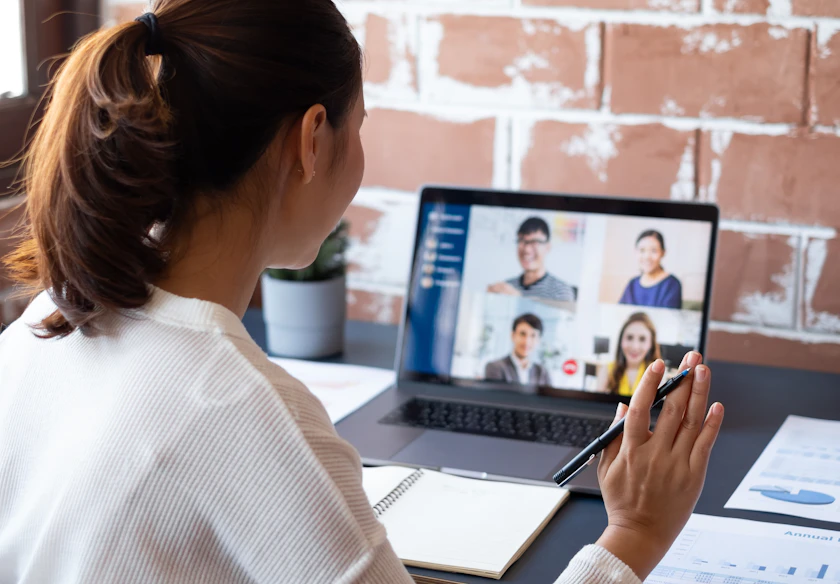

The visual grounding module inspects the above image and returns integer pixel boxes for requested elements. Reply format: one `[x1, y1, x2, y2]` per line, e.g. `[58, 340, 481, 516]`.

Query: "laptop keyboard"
[379, 398, 612, 448]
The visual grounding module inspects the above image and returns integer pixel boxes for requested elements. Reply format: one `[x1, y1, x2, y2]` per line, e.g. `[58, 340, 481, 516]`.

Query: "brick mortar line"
[337, 3, 840, 28]
[791, 234, 803, 334]
[346, 278, 407, 296]
[363, 98, 810, 135]
[492, 116, 512, 189]
[353, 188, 838, 240]
[692, 128, 701, 201]
[718, 220, 836, 239]
[507, 116, 519, 190]
[709, 320, 840, 344]
[509, 118, 527, 191]
[365, 96, 840, 136]
[413, 14, 423, 101]
[795, 235, 809, 331]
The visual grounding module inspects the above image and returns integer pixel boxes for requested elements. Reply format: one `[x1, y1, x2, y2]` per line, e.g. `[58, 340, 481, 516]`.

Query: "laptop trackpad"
[391, 430, 574, 481]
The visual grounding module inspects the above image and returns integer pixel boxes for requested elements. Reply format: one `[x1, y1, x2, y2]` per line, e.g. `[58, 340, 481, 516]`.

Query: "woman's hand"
[595, 352, 724, 580]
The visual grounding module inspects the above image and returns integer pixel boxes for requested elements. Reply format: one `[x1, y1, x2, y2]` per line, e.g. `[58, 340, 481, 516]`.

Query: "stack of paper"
[412, 577, 463, 584]
[649, 514, 840, 584]
[269, 358, 395, 423]
[725, 416, 840, 524]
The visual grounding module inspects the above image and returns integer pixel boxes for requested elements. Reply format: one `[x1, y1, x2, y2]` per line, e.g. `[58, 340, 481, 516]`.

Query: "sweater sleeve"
[246, 353, 415, 584]
[554, 545, 642, 584]
[349, 540, 414, 583]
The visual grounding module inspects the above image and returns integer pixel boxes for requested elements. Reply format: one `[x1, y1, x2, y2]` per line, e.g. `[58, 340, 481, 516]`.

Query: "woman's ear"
[297, 104, 328, 184]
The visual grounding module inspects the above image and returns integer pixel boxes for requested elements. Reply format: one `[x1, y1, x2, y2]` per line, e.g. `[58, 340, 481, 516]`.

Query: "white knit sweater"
[0, 289, 640, 584]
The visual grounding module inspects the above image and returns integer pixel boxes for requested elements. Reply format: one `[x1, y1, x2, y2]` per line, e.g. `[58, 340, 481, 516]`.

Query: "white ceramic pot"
[261, 273, 346, 358]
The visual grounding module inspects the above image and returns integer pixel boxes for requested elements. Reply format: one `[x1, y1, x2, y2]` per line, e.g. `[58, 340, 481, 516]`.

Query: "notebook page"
[362, 466, 419, 509]
[376, 471, 567, 576]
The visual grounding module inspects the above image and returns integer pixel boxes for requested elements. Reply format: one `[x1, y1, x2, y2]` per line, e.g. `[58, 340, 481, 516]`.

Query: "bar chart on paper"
[645, 515, 840, 584]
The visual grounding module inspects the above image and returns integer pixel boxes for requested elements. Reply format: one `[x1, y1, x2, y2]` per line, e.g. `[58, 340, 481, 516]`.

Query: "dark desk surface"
[243, 309, 840, 584]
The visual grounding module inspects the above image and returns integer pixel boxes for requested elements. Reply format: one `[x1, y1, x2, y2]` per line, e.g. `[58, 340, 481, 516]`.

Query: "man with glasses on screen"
[487, 217, 577, 302]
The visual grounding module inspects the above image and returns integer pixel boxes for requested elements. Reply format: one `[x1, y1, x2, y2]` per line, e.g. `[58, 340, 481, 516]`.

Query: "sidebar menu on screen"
[402, 203, 471, 377]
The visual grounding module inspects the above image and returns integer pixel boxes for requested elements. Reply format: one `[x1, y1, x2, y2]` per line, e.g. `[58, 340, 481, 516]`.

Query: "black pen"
[552, 367, 692, 487]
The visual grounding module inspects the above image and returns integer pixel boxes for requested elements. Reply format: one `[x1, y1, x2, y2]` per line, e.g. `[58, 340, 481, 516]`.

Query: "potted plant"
[260, 220, 349, 358]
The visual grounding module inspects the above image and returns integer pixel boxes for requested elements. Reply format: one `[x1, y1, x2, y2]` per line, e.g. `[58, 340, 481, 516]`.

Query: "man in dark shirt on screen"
[487, 217, 577, 302]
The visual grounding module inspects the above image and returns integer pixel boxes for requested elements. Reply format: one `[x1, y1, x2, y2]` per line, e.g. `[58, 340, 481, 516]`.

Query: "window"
[0, 2, 25, 100]
[0, 0, 100, 196]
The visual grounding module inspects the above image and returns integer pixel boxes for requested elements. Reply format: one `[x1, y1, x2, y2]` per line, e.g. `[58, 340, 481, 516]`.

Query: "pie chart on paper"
[749, 485, 836, 506]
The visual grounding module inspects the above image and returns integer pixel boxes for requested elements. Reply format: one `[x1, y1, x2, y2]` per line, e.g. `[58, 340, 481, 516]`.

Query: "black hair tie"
[135, 13, 164, 56]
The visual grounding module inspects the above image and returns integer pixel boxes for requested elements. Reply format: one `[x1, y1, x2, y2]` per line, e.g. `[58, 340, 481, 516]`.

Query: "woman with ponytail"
[0, 2, 723, 582]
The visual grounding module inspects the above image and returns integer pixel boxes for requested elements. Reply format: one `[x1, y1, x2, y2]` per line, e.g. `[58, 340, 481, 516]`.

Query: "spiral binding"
[372, 469, 425, 518]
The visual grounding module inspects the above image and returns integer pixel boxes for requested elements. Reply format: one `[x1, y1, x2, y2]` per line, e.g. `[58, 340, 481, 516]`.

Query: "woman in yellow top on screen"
[598, 312, 662, 396]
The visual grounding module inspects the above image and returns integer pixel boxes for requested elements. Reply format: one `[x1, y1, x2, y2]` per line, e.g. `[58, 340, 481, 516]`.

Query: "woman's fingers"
[672, 364, 712, 455]
[599, 402, 627, 478]
[621, 360, 664, 450]
[690, 402, 725, 472]
[650, 352, 703, 449]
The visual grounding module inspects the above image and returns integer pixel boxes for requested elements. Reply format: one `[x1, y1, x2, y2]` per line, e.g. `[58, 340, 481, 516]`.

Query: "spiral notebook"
[412, 576, 463, 584]
[362, 466, 569, 579]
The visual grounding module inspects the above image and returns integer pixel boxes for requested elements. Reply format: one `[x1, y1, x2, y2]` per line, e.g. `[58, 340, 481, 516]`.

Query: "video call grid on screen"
[398, 187, 719, 402]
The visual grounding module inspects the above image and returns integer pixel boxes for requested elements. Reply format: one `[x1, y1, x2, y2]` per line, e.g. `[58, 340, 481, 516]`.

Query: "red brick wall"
[4, 1, 839, 372]
[342, 1, 840, 373]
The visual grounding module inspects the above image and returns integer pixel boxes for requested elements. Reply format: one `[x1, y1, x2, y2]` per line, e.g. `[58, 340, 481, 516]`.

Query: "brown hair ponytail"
[6, 21, 176, 337]
[3, 0, 362, 338]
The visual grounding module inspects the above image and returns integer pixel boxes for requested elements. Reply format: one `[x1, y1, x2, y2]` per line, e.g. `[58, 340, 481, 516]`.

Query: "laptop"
[336, 186, 719, 494]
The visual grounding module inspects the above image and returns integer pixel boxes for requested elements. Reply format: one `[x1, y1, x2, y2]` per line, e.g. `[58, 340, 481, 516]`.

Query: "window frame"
[0, 0, 100, 196]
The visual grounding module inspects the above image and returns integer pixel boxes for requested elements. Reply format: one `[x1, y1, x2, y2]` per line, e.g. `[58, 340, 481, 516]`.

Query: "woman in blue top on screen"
[619, 230, 683, 309]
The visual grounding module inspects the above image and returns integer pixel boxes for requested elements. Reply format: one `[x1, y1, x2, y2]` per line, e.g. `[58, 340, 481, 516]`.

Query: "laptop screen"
[398, 187, 719, 402]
